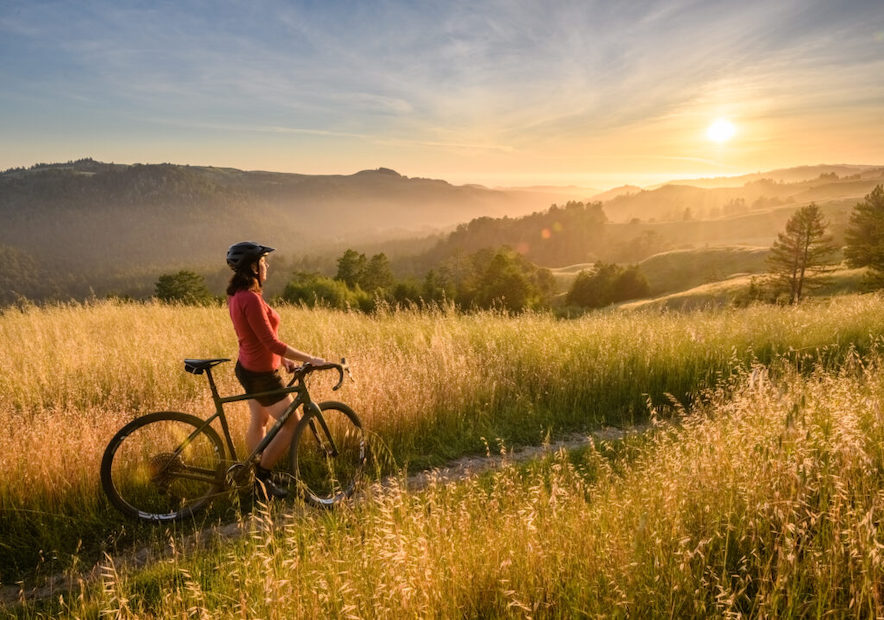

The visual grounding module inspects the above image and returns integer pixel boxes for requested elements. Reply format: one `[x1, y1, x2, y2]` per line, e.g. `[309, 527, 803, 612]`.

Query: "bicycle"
[100, 357, 365, 522]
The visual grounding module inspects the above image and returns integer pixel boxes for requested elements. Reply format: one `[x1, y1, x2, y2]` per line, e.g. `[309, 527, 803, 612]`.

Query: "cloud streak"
[1, 0, 882, 184]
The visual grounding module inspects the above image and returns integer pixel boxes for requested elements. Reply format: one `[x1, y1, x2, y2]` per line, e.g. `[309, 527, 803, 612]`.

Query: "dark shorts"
[234, 361, 287, 407]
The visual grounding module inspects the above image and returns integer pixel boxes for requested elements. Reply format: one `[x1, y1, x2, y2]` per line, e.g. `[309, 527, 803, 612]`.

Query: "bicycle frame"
[101, 358, 359, 520]
[196, 365, 314, 466]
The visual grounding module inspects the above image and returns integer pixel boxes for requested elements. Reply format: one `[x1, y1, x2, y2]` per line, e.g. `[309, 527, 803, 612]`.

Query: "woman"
[226, 241, 326, 499]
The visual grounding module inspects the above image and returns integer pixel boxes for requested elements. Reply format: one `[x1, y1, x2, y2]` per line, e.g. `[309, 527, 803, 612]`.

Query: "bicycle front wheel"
[100, 411, 226, 521]
[289, 401, 366, 507]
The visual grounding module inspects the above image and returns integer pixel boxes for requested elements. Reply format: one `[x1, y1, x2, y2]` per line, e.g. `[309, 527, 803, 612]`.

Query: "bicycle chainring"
[225, 463, 254, 491]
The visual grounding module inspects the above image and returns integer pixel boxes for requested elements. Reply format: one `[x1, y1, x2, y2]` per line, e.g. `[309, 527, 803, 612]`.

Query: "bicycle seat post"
[204, 367, 223, 408]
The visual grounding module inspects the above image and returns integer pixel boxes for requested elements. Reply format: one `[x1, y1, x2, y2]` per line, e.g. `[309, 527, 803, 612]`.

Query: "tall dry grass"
[1, 295, 883, 585]
[27, 351, 884, 618]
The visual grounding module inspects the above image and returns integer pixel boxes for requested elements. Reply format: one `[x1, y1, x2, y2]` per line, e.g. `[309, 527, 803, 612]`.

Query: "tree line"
[408, 200, 674, 271]
[151, 185, 884, 312]
[11, 183, 884, 312]
[282, 246, 557, 312]
[154, 245, 647, 313]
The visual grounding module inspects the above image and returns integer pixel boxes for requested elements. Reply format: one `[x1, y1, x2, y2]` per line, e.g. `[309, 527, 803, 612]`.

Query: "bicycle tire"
[100, 411, 227, 521]
[288, 401, 366, 507]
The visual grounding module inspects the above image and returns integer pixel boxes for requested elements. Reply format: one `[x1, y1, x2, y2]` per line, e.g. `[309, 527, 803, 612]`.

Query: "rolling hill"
[618, 266, 869, 311]
[2, 159, 882, 304]
[549, 246, 771, 296]
[0, 159, 587, 276]
[601, 166, 884, 223]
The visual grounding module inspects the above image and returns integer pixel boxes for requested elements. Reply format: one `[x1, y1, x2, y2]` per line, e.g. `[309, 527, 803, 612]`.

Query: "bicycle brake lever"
[341, 357, 356, 384]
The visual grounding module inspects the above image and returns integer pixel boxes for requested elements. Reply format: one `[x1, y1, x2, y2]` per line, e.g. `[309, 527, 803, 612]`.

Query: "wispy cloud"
[1, 0, 882, 183]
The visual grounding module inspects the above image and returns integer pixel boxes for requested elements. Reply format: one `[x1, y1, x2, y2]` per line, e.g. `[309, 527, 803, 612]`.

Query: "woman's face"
[253, 256, 268, 283]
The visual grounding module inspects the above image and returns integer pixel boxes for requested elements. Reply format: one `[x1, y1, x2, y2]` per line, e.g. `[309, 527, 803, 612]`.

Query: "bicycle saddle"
[183, 358, 231, 374]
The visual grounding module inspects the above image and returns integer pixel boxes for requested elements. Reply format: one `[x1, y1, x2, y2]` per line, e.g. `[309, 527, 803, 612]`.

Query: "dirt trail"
[1, 424, 643, 607]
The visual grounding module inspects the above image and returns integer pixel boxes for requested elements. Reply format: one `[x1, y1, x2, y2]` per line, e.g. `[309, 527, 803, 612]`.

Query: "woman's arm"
[282, 345, 325, 368]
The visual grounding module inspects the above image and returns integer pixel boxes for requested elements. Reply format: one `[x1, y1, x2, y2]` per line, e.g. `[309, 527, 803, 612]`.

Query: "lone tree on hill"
[844, 185, 884, 286]
[766, 203, 837, 304]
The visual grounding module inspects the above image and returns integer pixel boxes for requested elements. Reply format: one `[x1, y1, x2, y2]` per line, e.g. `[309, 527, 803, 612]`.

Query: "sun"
[706, 118, 736, 143]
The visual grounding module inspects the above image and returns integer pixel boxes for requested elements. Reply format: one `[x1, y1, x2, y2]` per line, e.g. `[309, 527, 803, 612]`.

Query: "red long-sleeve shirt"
[228, 290, 288, 372]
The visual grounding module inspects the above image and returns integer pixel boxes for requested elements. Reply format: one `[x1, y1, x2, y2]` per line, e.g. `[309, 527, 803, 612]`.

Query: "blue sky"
[1, 0, 883, 188]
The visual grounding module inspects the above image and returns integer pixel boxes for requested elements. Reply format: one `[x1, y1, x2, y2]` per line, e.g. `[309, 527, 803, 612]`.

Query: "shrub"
[154, 270, 215, 305]
[282, 272, 370, 310]
[567, 262, 650, 308]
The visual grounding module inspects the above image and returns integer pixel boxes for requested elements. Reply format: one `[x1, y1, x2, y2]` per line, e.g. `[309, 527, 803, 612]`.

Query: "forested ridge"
[401, 165, 884, 273]
[0, 158, 580, 265]
[0, 159, 582, 302]
[2, 159, 883, 305]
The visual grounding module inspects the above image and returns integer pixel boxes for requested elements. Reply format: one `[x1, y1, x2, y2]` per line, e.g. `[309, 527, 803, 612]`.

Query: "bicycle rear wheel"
[289, 401, 366, 507]
[100, 411, 226, 521]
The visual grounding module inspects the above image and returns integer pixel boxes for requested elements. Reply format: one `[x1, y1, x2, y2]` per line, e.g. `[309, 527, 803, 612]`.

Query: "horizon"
[2, 1, 883, 190]
[7, 157, 881, 195]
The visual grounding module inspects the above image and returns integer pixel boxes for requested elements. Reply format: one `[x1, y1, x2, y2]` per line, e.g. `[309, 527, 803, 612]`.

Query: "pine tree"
[766, 203, 837, 304]
[361, 253, 395, 293]
[844, 185, 884, 285]
[334, 249, 366, 289]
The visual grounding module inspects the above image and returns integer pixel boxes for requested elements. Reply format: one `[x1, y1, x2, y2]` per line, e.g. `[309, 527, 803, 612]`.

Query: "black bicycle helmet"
[226, 241, 275, 271]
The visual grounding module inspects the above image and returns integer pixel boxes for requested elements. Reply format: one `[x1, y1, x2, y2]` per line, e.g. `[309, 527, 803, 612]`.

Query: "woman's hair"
[226, 264, 261, 296]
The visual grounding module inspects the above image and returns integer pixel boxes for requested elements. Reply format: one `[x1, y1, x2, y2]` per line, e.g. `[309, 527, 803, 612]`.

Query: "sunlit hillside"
[550, 245, 771, 296]
[638, 245, 770, 295]
[620, 267, 869, 311]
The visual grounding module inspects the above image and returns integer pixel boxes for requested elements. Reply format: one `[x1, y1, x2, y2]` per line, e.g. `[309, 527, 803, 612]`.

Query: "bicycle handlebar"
[287, 357, 352, 390]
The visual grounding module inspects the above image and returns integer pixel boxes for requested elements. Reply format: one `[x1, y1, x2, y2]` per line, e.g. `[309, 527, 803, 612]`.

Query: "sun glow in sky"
[1, 0, 883, 189]
[706, 119, 736, 144]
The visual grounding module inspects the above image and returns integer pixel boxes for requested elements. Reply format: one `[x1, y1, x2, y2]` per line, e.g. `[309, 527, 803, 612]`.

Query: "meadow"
[34, 354, 884, 618]
[3, 295, 884, 616]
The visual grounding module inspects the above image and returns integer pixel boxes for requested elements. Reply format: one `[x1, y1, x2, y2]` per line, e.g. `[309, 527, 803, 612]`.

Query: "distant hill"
[0, 159, 586, 276]
[402, 186, 866, 275]
[602, 166, 884, 223]
[659, 164, 884, 189]
[589, 185, 641, 202]
[2, 159, 882, 304]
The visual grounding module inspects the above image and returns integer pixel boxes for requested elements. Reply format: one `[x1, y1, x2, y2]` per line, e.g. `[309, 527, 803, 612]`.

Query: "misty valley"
[2, 159, 884, 310]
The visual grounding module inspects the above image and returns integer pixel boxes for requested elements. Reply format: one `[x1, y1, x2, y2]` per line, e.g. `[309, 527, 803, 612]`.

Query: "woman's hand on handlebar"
[285, 356, 327, 373]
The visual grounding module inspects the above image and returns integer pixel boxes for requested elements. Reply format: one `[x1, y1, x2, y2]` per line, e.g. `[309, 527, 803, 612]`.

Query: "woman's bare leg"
[253, 395, 298, 469]
[245, 399, 270, 454]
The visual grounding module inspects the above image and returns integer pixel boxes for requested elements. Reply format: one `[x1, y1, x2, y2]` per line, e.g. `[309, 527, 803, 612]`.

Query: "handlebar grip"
[286, 358, 350, 390]
[331, 357, 347, 391]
